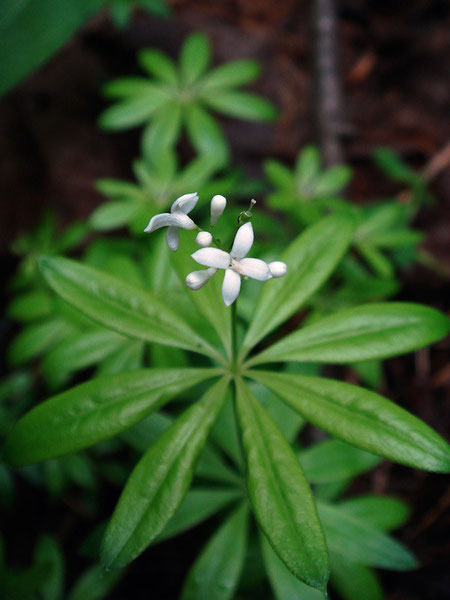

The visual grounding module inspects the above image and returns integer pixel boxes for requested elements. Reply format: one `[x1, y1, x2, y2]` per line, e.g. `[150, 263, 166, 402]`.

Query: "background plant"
[2, 19, 449, 600]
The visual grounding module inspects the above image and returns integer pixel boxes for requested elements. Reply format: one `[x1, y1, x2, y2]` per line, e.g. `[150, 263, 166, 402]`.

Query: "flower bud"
[268, 261, 287, 278]
[186, 267, 217, 290]
[210, 195, 227, 225]
[196, 231, 213, 247]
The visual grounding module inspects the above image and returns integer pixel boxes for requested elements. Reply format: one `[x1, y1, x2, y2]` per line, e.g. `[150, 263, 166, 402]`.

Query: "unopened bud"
[210, 195, 227, 226]
[238, 199, 256, 226]
[186, 267, 217, 290]
[196, 231, 213, 247]
[268, 261, 287, 278]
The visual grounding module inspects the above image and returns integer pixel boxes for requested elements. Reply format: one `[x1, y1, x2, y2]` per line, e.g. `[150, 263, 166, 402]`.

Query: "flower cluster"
[144, 193, 287, 306]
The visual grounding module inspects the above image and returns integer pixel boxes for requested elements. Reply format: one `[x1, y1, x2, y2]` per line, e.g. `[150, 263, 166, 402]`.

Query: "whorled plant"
[2, 195, 449, 597]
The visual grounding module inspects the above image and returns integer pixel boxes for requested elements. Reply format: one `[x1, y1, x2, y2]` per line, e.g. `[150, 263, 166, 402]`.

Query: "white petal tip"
[210, 195, 227, 225]
[186, 267, 217, 290]
[268, 261, 287, 278]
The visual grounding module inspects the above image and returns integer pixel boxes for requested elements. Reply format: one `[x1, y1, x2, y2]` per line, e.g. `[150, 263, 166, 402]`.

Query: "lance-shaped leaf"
[157, 488, 243, 544]
[336, 496, 411, 531]
[248, 303, 450, 366]
[101, 377, 229, 569]
[38, 256, 224, 363]
[330, 554, 383, 600]
[235, 378, 329, 593]
[249, 371, 450, 473]
[180, 503, 249, 600]
[2, 368, 219, 466]
[318, 501, 416, 570]
[260, 535, 324, 600]
[241, 213, 355, 357]
[298, 439, 381, 483]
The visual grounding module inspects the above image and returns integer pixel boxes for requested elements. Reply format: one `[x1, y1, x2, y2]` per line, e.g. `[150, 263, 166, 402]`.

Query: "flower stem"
[231, 298, 238, 370]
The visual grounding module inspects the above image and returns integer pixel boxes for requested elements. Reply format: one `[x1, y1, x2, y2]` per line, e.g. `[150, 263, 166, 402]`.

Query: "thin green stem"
[231, 298, 238, 370]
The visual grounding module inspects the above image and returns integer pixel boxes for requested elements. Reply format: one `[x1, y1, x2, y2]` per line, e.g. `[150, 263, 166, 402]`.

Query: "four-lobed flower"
[144, 192, 198, 251]
[191, 222, 274, 306]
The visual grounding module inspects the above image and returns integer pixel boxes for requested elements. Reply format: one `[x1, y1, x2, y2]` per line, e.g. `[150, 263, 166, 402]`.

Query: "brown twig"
[311, 0, 348, 167]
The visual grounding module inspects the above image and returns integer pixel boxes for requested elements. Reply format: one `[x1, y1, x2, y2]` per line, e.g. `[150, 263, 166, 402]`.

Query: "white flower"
[186, 267, 217, 290]
[269, 261, 287, 278]
[191, 222, 272, 306]
[196, 231, 213, 247]
[210, 195, 227, 226]
[144, 192, 198, 251]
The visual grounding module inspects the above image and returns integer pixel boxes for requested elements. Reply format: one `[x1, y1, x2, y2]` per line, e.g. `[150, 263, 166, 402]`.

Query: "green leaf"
[295, 146, 321, 185]
[373, 148, 419, 185]
[248, 381, 304, 443]
[315, 165, 352, 195]
[138, 48, 178, 84]
[2, 368, 218, 466]
[89, 201, 142, 231]
[180, 503, 248, 600]
[264, 159, 293, 189]
[38, 256, 223, 362]
[34, 536, 64, 600]
[95, 178, 142, 199]
[101, 377, 229, 568]
[337, 495, 411, 531]
[357, 243, 394, 279]
[67, 565, 122, 600]
[158, 487, 242, 543]
[97, 340, 144, 375]
[249, 303, 450, 366]
[203, 91, 278, 121]
[102, 77, 155, 99]
[98, 86, 170, 130]
[235, 378, 329, 593]
[330, 554, 383, 600]
[0, 0, 102, 97]
[8, 318, 73, 366]
[180, 32, 211, 85]
[210, 394, 243, 469]
[42, 330, 124, 383]
[7, 290, 52, 322]
[318, 501, 417, 570]
[184, 103, 229, 165]
[298, 439, 381, 483]
[241, 213, 355, 357]
[202, 60, 260, 89]
[261, 535, 324, 600]
[141, 103, 182, 158]
[249, 371, 450, 472]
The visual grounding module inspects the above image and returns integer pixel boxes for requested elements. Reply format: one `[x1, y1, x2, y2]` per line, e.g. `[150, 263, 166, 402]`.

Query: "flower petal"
[210, 194, 227, 225]
[144, 213, 172, 233]
[166, 226, 180, 251]
[171, 192, 198, 214]
[268, 261, 287, 278]
[191, 248, 231, 269]
[186, 268, 217, 290]
[222, 268, 241, 306]
[236, 258, 272, 281]
[231, 222, 254, 259]
[170, 211, 196, 230]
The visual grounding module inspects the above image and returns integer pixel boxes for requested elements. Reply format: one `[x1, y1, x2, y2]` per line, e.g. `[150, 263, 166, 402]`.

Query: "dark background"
[1, 1, 449, 598]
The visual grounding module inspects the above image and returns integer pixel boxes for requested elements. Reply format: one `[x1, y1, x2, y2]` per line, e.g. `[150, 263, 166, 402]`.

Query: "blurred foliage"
[0, 0, 169, 97]
[99, 33, 278, 164]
